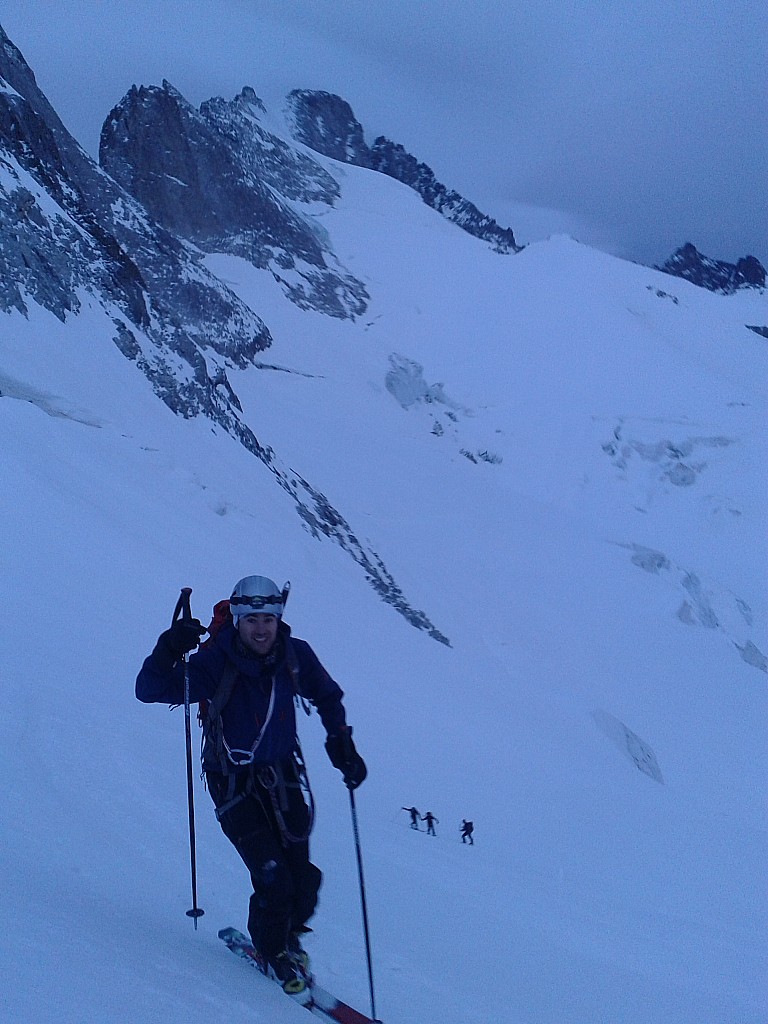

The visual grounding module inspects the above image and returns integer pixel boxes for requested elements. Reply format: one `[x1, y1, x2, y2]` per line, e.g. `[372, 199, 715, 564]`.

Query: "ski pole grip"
[172, 586, 193, 625]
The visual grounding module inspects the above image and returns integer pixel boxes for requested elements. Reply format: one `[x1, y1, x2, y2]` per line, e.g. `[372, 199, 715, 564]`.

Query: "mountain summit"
[658, 242, 765, 294]
[285, 88, 520, 254]
[0, 26, 447, 643]
[0, 24, 271, 412]
[100, 82, 370, 320]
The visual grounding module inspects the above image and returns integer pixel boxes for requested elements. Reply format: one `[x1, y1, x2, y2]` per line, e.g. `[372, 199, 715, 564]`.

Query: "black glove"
[165, 618, 207, 656]
[325, 728, 367, 790]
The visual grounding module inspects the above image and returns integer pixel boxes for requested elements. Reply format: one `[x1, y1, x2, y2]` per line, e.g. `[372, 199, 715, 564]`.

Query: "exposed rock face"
[0, 33, 148, 327]
[0, 27, 447, 645]
[100, 83, 368, 319]
[369, 137, 519, 253]
[658, 243, 765, 294]
[285, 89, 372, 167]
[201, 88, 341, 204]
[285, 89, 519, 254]
[0, 23, 271, 422]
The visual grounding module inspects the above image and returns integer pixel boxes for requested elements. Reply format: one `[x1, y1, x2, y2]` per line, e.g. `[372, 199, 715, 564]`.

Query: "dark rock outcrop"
[100, 83, 368, 319]
[0, 23, 271, 398]
[0, 27, 447, 645]
[285, 89, 372, 167]
[369, 137, 519, 254]
[658, 243, 765, 294]
[285, 89, 519, 254]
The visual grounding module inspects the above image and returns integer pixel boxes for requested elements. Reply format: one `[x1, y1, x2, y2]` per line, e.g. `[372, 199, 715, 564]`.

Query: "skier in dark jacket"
[402, 806, 421, 829]
[460, 819, 474, 844]
[136, 575, 366, 991]
[422, 811, 439, 836]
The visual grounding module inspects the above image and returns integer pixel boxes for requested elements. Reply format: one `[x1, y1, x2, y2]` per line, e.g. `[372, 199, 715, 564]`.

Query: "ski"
[218, 927, 379, 1023]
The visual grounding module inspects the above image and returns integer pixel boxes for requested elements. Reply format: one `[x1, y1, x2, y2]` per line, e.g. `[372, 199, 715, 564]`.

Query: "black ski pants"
[207, 763, 321, 959]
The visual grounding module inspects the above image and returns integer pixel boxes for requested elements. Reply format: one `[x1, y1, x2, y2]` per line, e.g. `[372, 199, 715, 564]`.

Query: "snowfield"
[2, 121, 767, 1024]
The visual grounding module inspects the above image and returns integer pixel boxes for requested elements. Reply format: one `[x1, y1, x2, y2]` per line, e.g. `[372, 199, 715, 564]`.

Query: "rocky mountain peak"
[1, 24, 26, 75]
[285, 88, 372, 167]
[101, 81, 368, 319]
[658, 242, 765, 294]
[285, 89, 519, 254]
[1, 26, 443, 643]
[1, 29, 272, 404]
[235, 85, 267, 114]
[370, 136, 519, 254]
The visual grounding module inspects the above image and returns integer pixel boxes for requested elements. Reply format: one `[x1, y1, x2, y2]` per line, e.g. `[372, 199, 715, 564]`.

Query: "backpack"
[205, 598, 233, 643]
[196, 598, 235, 731]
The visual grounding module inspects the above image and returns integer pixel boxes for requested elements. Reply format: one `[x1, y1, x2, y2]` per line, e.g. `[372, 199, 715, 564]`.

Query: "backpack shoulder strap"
[285, 638, 311, 716]
[203, 659, 240, 775]
[207, 658, 240, 721]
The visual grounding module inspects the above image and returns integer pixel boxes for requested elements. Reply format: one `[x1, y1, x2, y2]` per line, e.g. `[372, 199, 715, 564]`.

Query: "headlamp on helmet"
[230, 575, 290, 623]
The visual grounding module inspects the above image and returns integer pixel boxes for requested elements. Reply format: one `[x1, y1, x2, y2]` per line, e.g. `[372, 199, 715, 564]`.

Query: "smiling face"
[237, 613, 279, 655]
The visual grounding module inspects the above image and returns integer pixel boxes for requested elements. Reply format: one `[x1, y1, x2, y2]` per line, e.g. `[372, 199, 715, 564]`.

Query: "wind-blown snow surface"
[2, 153, 767, 1024]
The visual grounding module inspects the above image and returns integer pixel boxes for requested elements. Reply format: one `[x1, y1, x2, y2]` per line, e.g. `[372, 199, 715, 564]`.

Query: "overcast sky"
[2, 1, 766, 266]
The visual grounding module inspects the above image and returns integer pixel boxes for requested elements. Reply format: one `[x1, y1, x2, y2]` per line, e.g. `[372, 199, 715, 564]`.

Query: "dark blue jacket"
[136, 620, 346, 772]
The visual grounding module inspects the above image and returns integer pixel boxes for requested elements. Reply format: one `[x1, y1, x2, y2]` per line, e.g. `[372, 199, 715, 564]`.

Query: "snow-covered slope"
[2, 57, 767, 1024]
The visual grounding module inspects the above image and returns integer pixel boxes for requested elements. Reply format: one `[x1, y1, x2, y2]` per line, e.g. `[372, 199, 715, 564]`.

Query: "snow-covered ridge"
[285, 88, 520, 254]
[2, 21, 767, 1023]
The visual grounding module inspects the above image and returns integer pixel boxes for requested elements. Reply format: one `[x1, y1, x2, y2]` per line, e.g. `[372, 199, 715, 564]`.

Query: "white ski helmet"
[230, 575, 288, 623]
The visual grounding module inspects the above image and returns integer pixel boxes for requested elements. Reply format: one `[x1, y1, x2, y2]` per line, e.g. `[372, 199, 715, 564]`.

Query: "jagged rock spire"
[285, 88, 519, 254]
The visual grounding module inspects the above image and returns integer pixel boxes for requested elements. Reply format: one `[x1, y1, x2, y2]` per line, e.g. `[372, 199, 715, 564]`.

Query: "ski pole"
[348, 786, 381, 1022]
[172, 587, 205, 929]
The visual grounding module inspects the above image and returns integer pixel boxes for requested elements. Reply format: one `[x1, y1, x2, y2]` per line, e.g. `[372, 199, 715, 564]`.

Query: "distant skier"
[402, 806, 421, 829]
[422, 811, 439, 836]
[460, 820, 474, 845]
